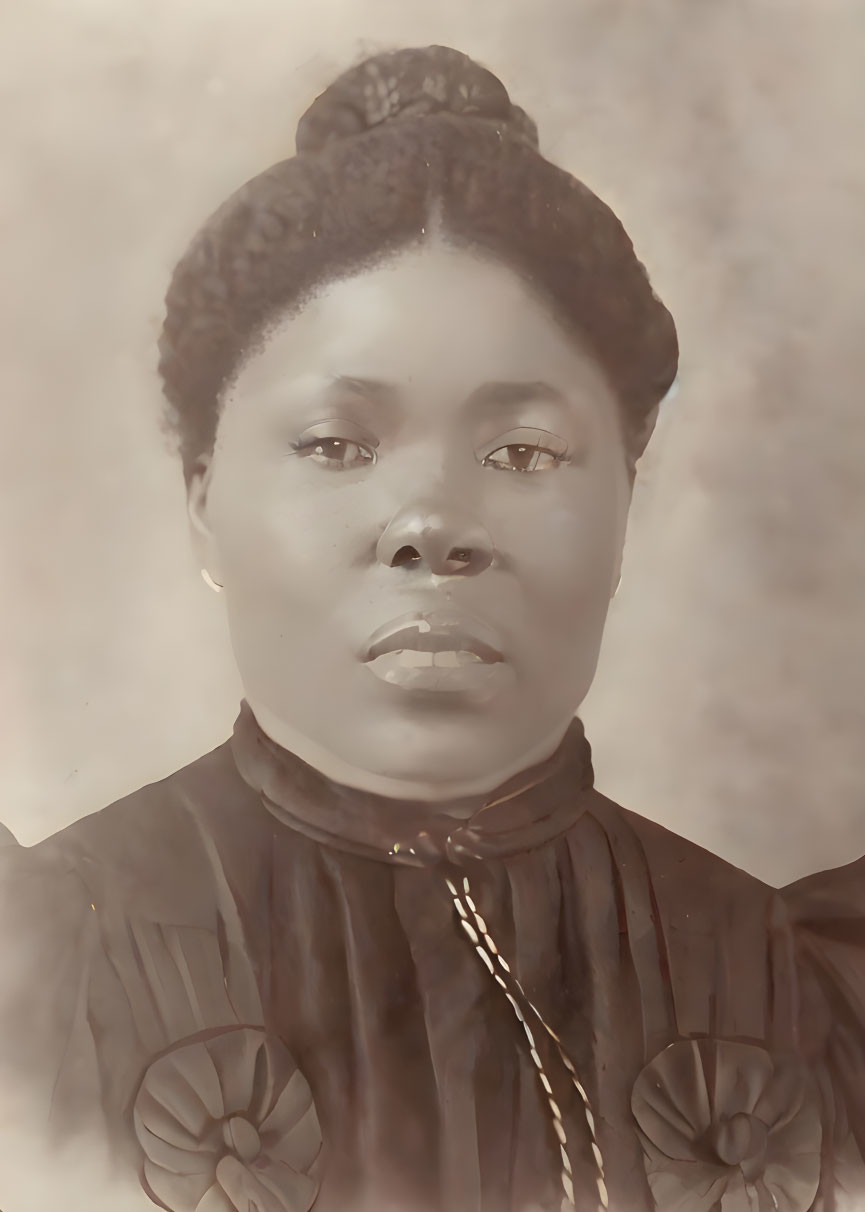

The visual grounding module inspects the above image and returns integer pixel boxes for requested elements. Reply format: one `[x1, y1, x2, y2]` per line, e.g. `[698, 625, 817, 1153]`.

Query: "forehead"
[231, 244, 611, 398]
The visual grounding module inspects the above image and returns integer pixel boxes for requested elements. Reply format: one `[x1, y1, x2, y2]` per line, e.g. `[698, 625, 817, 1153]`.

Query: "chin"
[355, 710, 524, 785]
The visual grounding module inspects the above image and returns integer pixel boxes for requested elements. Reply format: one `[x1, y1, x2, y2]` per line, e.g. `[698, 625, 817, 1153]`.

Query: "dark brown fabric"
[0, 713, 863, 1210]
[229, 701, 595, 867]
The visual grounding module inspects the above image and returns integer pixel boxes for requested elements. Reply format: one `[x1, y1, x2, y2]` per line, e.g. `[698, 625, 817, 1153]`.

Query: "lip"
[362, 610, 505, 664]
[361, 609, 513, 697]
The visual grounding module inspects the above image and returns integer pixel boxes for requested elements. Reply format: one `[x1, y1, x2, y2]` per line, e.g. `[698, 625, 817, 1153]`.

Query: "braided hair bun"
[160, 45, 678, 478]
[295, 45, 539, 154]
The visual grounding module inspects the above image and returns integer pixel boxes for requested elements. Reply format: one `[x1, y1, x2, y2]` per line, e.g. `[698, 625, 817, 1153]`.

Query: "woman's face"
[189, 244, 633, 797]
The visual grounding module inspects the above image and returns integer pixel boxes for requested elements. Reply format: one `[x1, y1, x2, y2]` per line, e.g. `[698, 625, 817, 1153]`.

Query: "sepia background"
[1, 0, 864, 890]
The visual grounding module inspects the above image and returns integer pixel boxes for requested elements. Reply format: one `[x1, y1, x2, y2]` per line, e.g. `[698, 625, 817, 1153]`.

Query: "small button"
[222, 1114, 261, 1163]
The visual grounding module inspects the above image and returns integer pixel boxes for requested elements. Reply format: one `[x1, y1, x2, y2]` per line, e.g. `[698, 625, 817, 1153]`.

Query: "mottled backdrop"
[2, 0, 864, 886]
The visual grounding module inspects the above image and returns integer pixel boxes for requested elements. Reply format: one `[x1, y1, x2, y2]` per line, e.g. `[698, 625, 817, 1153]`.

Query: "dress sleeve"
[782, 855, 865, 1205]
[0, 823, 105, 1134]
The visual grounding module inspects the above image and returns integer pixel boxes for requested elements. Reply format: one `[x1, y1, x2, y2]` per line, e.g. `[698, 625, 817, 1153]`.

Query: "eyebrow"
[326, 375, 399, 399]
[467, 380, 569, 408]
[327, 376, 568, 407]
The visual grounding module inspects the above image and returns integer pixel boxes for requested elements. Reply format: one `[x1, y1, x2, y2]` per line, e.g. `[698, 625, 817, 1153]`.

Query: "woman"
[1, 44, 863, 1212]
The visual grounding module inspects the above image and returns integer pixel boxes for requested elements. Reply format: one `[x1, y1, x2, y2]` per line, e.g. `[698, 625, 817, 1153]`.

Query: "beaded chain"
[445, 875, 609, 1212]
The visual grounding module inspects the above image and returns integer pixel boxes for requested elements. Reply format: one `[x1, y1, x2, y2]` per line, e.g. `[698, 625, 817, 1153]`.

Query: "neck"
[246, 702, 574, 810]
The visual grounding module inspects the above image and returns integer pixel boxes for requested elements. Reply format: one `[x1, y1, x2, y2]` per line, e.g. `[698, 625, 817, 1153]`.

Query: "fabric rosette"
[631, 1037, 822, 1212]
[133, 1026, 322, 1212]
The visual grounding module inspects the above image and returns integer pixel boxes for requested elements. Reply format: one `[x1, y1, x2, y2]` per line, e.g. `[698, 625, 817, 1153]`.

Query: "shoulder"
[585, 788, 772, 910]
[55, 737, 246, 858]
[779, 851, 865, 1052]
[777, 850, 865, 1020]
[781, 855, 865, 1198]
[579, 792, 782, 1044]
[0, 735, 264, 926]
[0, 740, 270, 1165]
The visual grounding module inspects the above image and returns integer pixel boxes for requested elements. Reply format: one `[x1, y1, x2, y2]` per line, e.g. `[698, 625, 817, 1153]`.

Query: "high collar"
[229, 702, 595, 867]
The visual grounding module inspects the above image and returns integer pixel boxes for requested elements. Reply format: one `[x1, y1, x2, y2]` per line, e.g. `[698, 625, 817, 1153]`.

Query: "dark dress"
[1, 704, 863, 1212]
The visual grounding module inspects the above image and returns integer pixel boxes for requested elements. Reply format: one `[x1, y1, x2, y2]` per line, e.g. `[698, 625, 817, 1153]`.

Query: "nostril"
[391, 545, 422, 568]
[448, 548, 471, 565]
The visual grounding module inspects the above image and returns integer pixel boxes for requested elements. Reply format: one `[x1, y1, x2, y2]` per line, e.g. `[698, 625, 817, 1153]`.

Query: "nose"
[376, 501, 495, 576]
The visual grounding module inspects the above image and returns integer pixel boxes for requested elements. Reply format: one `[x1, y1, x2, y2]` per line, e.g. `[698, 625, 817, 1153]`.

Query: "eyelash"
[290, 436, 375, 470]
[290, 432, 570, 474]
[481, 444, 569, 474]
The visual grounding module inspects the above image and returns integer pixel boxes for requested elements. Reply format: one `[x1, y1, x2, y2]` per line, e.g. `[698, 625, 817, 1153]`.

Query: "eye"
[483, 445, 563, 473]
[294, 436, 376, 470]
[289, 420, 379, 471]
[480, 428, 569, 474]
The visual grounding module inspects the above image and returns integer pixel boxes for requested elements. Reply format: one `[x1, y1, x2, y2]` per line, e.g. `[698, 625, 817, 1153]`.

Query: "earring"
[201, 569, 223, 593]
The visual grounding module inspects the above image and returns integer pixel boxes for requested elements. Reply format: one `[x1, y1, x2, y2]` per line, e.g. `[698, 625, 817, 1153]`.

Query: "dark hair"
[159, 45, 678, 479]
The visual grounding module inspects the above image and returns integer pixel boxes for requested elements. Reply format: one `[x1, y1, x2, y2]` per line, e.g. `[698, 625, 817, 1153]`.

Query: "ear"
[610, 456, 638, 599]
[630, 401, 661, 469]
[186, 455, 224, 586]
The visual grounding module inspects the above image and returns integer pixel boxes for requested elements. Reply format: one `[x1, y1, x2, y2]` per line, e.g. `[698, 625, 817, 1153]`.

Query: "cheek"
[208, 466, 366, 606]
[498, 474, 623, 616]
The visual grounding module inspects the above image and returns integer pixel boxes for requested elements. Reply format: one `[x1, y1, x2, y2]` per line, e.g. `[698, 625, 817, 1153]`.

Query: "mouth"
[362, 610, 510, 696]
[363, 611, 504, 664]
